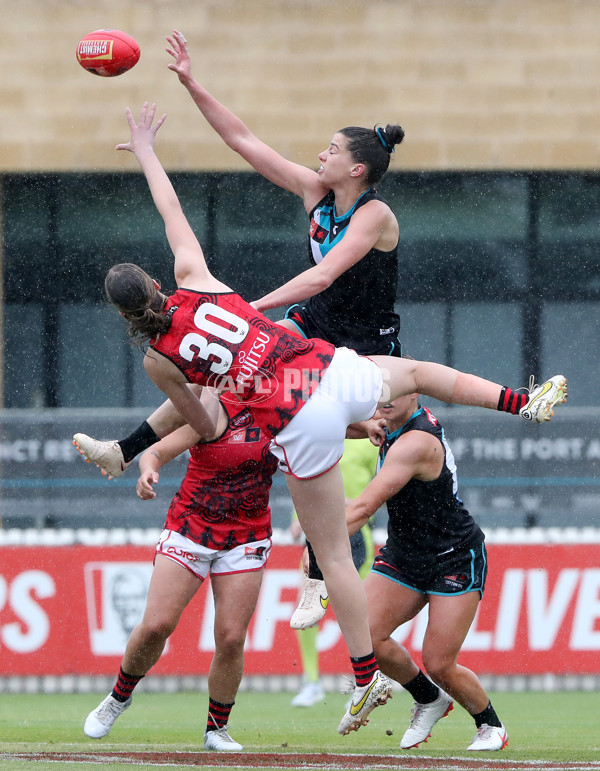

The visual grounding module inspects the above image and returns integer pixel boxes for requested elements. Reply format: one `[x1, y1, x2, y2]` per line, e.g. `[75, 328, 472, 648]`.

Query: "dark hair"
[105, 263, 170, 348]
[339, 123, 405, 185]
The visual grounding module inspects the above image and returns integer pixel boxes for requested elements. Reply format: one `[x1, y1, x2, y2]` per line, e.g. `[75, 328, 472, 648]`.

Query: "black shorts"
[350, 529, 367, 571]
[306, 528, 372, 581]
[285, 303, 402, 358]
[372, 540, 487, 597]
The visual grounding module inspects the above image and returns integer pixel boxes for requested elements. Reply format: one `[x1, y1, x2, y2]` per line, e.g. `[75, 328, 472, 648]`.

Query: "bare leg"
[365, 572, 426, 685]
[122, 555, 201, 675]
[285, 465, 373, 658]
[275, 318, 300, 333]
[207, 570, 265, 704]
[370, 356, 502, 410]
[422, 592, 490, 715]
[365, 567, 488, 713]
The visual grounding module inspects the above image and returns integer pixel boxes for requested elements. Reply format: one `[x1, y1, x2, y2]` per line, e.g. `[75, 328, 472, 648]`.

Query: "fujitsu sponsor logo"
[236, 332, 270, 384]
[208, 356, 278, 405]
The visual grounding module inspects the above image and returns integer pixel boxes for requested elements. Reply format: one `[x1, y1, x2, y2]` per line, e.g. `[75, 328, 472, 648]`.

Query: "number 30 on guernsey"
[178, 303, 250, 375]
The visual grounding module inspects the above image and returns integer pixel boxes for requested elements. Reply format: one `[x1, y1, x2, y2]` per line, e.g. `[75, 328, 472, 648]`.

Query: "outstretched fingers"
[166, 30, 192, 76]
[139, 100, 152, 126]
[172, 29, 188, 48]
[152, 110, 167, 135]
[115, 107, 135, 151]
[115, 102, 167, 153]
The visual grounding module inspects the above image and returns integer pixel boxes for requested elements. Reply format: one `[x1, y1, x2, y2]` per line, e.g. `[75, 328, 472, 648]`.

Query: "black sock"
[306, 541, 324, 581]
[118, 421, 160, 463]
[402, 670, 440, 704]
[472, 701, 502, 728]
[497, 386, 527, 414]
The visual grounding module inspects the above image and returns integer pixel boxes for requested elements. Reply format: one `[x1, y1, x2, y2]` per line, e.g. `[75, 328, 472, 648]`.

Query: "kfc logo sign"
[84, 562, 153, 655]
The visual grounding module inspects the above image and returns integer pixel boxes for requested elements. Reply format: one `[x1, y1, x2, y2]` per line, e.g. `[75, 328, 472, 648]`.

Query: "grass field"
[0, 689, 599, 770]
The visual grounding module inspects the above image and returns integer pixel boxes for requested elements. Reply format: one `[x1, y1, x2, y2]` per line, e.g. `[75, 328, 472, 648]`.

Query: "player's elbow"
[313, 268, 336, 293]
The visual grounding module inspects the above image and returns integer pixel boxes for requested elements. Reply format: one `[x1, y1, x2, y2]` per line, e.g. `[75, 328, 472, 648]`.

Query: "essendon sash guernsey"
[150, 290, 335, 437]
[164, 405, 278, 550]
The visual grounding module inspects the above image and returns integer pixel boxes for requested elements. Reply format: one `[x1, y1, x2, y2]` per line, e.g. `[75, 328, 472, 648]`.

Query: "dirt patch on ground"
[4, 752, 600, 770]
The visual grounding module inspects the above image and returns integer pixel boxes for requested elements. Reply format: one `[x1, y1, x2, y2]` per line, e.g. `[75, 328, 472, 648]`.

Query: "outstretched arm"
[252, 200, 393, 311]
[116, 102, 217, 289]
[143, 352, 223, 440]
[345, 430, 442, 536]
[137, 424, 201, 499]
[166, 30, 323, 206]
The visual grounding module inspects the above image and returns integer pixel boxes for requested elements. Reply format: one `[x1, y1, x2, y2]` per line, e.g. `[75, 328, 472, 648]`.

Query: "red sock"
[206, 698, 234, 732]
[111, 667, 144, 702]
[350, 652, 378, 687]
[497, 386, 527, 414]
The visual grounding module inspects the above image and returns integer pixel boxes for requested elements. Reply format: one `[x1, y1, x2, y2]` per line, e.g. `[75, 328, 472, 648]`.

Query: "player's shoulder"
[386, 425, 438, 463]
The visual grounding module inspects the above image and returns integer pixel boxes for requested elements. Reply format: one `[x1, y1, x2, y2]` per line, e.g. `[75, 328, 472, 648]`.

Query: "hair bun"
[384, 124, 405, 147]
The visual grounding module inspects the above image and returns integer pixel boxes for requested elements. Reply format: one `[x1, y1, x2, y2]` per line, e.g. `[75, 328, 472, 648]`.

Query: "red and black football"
[76, 29, 140, 77]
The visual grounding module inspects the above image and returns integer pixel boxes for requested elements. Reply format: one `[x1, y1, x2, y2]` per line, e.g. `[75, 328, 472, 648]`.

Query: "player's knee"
[422, 654, 456, 686]
[371, 631, 409, 666]
[214, 627, 246, 658]
[371, 634, 387, 658]
[139, 615, 177, 643]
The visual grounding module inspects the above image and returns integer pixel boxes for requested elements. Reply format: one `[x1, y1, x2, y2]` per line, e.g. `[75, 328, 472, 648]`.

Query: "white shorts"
[155, 529, 271, 580]
[270, 347, 383, 479]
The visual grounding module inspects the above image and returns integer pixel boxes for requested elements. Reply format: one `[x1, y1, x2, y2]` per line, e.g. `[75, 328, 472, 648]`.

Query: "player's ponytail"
[105, 263, 170, 348]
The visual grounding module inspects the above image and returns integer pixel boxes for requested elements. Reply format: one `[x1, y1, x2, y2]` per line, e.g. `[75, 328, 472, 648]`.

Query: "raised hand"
[115, 102, 167, 155]
[137, 469, 159, 500]
[166, 29, 193, 82]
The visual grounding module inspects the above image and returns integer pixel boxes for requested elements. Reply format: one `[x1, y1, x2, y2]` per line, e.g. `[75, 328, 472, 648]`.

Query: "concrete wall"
[1, 0, 599, 172]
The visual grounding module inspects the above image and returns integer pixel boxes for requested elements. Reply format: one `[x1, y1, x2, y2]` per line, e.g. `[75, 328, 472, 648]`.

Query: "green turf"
[0, 689, 599, 770]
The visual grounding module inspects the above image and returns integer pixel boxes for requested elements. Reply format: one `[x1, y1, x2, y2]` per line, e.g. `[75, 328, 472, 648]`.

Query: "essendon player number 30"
[179, 303, 250, 374]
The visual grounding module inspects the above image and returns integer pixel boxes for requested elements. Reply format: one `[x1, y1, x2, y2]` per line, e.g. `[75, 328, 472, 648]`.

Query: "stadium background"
[0, 0, 599, 692]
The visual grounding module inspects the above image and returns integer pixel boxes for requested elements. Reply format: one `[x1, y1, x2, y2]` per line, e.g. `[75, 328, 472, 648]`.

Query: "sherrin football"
[76, 29, 140, 77]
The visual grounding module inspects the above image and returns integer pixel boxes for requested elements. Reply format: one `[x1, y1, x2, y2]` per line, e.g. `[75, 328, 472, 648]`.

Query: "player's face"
[378, 393, 419, 427]
[317, 133, 353, 184]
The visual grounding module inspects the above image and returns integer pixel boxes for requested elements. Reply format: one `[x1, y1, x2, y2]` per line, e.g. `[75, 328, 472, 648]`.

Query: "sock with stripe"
[111, 667, 144, 703]
[497, 387, 528, 415]
[206, 697, 235, 733]
[350, 651, 378, 687]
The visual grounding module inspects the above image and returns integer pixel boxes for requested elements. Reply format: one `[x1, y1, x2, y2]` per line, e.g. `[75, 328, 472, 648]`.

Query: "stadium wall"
[1, 407, 598, 531]
[1, 529, 600, 693]
[1, 0, 600, 172]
